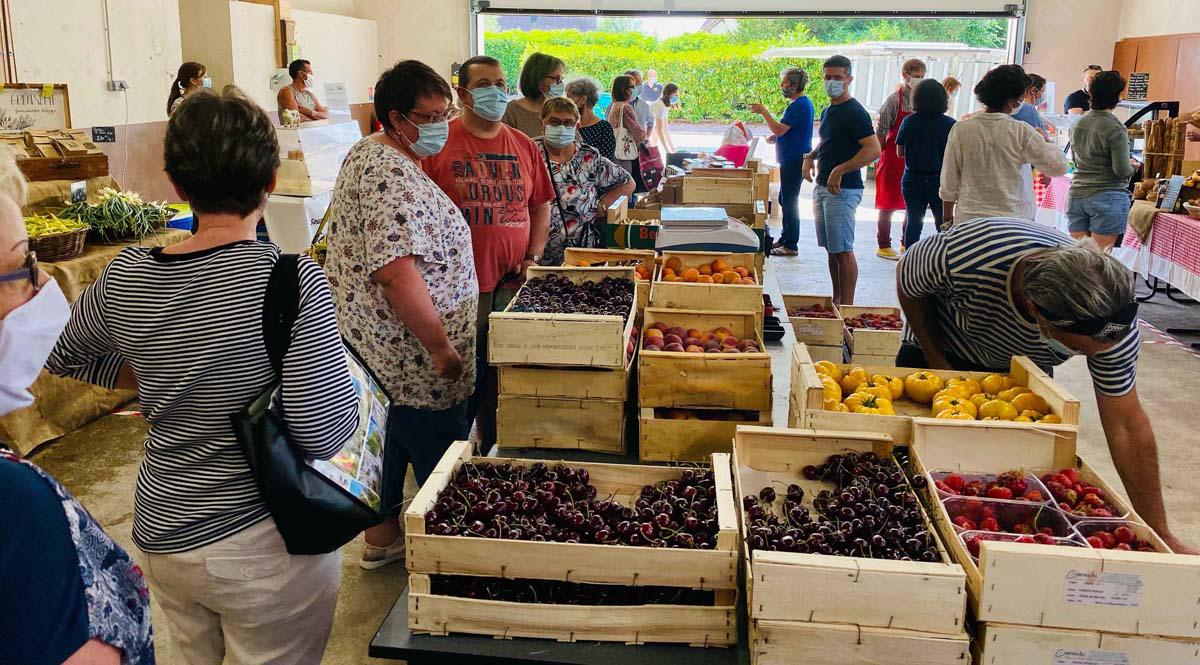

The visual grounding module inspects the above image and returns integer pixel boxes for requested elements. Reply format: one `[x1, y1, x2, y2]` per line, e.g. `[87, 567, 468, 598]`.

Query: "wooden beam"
[240, 0, 288, 67]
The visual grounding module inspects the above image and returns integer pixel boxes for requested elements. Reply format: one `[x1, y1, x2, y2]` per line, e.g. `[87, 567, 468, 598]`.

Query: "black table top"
[369, 588, 751, 665]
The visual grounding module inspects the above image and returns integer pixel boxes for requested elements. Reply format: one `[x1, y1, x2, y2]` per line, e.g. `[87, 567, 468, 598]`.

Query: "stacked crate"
[841, 305, 903, 364]
[732, 427, 971, 665]
[404, 442, 740, 645]
[489, 266, 637, 454]
[782, 294, 846, 364]
[563, 247, 654, 325]
[909, 420, 1200, 663]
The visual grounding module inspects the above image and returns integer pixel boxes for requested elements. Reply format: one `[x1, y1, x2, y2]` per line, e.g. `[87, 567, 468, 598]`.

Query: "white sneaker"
[360, 537, 406, 570]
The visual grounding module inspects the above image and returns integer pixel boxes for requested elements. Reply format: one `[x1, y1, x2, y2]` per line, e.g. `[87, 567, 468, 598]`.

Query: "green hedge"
[484, 29, 829, 123]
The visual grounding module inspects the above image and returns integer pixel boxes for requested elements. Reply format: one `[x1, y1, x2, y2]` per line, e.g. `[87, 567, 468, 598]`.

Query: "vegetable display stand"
[638, 308, 771, 412]
[909, 420, 1200, 639]
[638, 407, 771, 462]
[732, 427, 968, 645]
[650, 252, 764, 329]
[751, 620, 970, 665]
[488, 266, 636, 370]
[563, 247, 655, 318]
[840, 306, 903, 357]
[403, 442, 739, 646]
[791, 344, 1080, 447]
[975, 622, 1200, 664]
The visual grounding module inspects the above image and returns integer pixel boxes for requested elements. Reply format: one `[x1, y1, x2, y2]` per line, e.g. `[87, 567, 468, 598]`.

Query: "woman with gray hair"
[567, 76, 616, 162]
[896, 216, 1193, 555]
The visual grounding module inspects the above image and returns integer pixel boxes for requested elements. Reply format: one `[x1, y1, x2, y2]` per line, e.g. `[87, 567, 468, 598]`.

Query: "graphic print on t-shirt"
[451, 152, 529, 228]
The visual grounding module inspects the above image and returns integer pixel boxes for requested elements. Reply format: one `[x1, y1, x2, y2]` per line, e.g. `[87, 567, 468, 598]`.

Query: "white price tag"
[793, 323, 825, 338]
[1053, 648, 1131, 665]
[1063, 570, 1143, 607]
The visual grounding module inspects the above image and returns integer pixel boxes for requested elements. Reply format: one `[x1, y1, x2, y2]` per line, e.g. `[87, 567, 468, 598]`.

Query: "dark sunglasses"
[0, 250, 39, 292]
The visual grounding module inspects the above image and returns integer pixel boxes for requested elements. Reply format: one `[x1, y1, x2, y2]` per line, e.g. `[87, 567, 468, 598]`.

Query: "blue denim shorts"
[813, 185, 864, 254]
[1067, 190, 1132, 237]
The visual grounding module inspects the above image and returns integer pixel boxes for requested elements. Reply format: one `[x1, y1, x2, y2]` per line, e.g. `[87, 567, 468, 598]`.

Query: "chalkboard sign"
[1127, 73, 1150, 102]
[1160, 175, 1185, 212]
[91, 126, 116, 143]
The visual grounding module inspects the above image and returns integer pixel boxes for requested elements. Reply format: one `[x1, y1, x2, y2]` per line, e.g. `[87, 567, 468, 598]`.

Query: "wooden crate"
[405, 442, 740, 589]
[488, 266, 636, 369]
[782, 294, 843, 346]
[639, 308, 772, 411]
[733, 427, 968, 635]
[851, 352, 900, 364]
[682, 176, 755, 205]
[496, 395, 626, 454]
[791, 344, 1080, 447]
[751, 619, 971, 665]
[651, 251, 764, 321]
[16, 153, 109, 182]
[639, 407, 772, 462]
[498, 363, 631, 401]
[841, 305, 903, 356]
[910, 420, 1200, 639]
[563, 247, 654, 316]
[805, 344, 846, 364]
[408, 572, 737, 646]
[976, 622, 1200, 664]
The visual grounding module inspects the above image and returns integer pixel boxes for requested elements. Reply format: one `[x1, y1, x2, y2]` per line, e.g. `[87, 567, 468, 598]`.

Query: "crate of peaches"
[791, 344, 1080, 446]
[650, 251, 763, 325]
[910, 420, 1200, 639]
[403, 441, 739, 645]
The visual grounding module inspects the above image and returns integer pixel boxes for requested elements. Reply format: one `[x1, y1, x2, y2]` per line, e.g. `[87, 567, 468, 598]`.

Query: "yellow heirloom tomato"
[845, 393, 895, 415]
[840, 367, 869, 395]
[997, 386, 1032, 402]
[979, 399, 1019, 421]
[870, 374, 905, 400]
[904, 371, 944, 404]
[936, 408, 976, 420]
[945, 377, 981, 397]
[814, 360, 843, 382]
[1011, 392, 1049, 415]
[932, 395, 978, 419]
[855, 382, 894, 402]
[981, 374, 1015, 395]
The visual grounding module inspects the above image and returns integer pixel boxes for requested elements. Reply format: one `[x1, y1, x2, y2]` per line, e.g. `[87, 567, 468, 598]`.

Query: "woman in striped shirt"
[47, 88, 360, 664]
[897, 218, 1193, 554]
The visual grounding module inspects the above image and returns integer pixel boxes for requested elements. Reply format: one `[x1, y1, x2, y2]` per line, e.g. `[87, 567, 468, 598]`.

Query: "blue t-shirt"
[814, 97, 875, 189]
[0, 459, 90, 665]
[896, 111, 957, 175]
[776, 95, 815, 165]
[1012, 102, 1045, 133]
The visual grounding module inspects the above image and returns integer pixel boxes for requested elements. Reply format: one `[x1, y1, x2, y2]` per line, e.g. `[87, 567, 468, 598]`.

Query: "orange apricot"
[697, 264, 713, 276]
[697, 274, 714, 283]
[733, 266, 749, 277]
[665, 257, 683, 273]
[682, 268, 700, 282]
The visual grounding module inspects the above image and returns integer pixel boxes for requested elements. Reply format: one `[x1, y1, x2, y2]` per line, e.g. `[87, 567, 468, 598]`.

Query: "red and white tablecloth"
[1035, 174, 1073, 234]
[1115, 210, 1200, 301]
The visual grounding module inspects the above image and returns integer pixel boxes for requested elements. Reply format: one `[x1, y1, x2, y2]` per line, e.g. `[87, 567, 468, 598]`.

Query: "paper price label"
[793, 323, 827, 338]
[1064, 570, 1143, 607]
[1053, 648, 1130, 665]
[41, 83, 53, 97]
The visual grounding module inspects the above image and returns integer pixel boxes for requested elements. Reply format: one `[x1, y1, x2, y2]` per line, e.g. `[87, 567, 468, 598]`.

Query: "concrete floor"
[28, 183, 1200, 663]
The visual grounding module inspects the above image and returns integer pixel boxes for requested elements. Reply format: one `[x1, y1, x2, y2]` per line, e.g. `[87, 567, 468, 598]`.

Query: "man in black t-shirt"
[1064, 64, 1103, 115]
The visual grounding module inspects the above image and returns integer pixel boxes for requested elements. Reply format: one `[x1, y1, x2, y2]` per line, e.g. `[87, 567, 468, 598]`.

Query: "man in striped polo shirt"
[897, 217, 1193, 554]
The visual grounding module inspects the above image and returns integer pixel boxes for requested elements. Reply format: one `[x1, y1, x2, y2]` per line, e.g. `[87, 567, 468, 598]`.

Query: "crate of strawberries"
[403, 441, 740, 645]
[910, 419, 1200, 639]
[840, 305, 904, 356]
[782, 294, 843, 346]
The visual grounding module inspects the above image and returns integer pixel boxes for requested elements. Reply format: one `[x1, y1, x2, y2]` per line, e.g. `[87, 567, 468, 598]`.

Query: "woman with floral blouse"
[534, 97, 634, 265]
[326, 60, 478, 570]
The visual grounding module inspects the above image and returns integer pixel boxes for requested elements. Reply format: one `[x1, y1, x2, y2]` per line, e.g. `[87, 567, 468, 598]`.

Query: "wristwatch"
[525, 253, 541, 263]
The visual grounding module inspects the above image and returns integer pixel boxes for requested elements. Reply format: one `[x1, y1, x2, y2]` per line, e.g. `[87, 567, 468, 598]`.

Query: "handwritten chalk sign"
[91, 126, 116, 143]
[0, 84, 70, 130]
[1160, 175, 1185, 212]
[1127, 73, 1149, 102]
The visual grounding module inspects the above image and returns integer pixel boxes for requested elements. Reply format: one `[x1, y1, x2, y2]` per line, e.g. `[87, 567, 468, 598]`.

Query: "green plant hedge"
[484, 29, 829, 123]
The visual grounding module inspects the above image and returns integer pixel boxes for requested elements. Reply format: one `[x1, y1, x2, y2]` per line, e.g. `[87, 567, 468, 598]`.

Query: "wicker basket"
[29, 227, 89, 262]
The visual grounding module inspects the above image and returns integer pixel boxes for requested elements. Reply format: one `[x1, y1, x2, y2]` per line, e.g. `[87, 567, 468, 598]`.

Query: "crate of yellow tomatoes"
[790, 343, 1080, 447]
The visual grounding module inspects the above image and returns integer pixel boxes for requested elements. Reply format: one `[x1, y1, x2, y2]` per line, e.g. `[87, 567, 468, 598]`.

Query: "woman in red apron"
[874, 59, 926, 259]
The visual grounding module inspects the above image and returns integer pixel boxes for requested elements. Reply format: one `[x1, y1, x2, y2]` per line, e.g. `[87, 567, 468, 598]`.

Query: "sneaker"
[876, 247, 900, 260]
[360, 537, 406, 570]
[770, 246, 799, 256]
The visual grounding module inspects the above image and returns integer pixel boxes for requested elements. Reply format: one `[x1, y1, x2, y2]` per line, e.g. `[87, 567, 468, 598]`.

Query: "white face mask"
[0, 280, 70, 416]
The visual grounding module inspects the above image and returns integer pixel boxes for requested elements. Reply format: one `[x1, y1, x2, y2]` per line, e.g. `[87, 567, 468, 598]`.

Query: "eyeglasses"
[407, 108, 456, 124]
[543, 75, 564, 85]
[545, 118, 577, 128]
[0, 250, 39, 293]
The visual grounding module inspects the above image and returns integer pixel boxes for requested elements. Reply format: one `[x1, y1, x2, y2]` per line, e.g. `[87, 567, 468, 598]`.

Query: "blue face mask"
[201, 77, 212, 89]
[548, 82, 566, 98]
[669, 95, 679, 106]
[466, 85, 509, 122]
[824, 79, 846, 99]
[631, 87, 641, 101]
[544, 125, 575, 148]
[401, 116, 449, 158]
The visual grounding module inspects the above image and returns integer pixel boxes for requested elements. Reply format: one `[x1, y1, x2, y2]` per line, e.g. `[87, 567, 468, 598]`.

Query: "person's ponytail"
[168, 62, 205, 114]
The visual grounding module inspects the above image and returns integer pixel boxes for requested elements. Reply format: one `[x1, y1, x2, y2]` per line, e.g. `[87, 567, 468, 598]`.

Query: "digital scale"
[654, 206, 762, 254]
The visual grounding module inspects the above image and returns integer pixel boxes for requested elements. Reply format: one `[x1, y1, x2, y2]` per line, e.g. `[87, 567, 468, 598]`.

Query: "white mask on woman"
[0, 280, 69, 415]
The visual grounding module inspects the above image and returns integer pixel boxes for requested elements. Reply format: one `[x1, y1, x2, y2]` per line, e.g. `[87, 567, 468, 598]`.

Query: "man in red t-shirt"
[423, 54, 553, 449]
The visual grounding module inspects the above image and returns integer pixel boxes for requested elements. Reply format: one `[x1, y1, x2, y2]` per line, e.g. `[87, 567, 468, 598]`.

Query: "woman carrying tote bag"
[607, 75, 649, 193]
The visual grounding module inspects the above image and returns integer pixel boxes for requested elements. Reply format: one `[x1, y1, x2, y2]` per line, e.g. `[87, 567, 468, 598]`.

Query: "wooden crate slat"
[978, 622, 1200, 664]
[751, 619, 971, 665]
[496, 395, 625, 454]
[498, 363, 631, 400]
[638, 408, 772, 462]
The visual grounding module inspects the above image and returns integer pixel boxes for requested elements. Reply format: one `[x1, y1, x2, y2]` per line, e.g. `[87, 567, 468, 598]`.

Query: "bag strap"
[263, 253, 302, 378]
[540, 141, 570, 226]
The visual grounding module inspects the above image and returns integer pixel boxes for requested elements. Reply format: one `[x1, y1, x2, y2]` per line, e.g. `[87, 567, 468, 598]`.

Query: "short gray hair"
[782, 67, 809, 90]
[1022, 240, 1134, 322]
[565, 77, 600, 108]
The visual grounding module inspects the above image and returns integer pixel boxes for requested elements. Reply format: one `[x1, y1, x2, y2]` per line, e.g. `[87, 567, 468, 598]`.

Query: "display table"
[1035, 174, 1072, 234]
[263, 190, 331, 253]
[1115, 205, 1200, 301]
[0, 229, 191, 455]
[370, 588, 749, 664]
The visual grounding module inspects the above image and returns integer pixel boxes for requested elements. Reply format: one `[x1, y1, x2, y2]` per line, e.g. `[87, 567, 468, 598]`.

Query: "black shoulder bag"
[231, 254, 383, 555]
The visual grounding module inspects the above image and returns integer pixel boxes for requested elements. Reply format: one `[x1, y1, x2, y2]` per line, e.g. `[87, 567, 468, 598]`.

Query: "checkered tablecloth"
[1116, 210, 1200, 301]
[1038, 175, 1072, 214]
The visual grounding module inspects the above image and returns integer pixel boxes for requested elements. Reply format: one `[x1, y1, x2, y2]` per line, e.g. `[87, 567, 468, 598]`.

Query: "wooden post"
[241, 0, 290, 67]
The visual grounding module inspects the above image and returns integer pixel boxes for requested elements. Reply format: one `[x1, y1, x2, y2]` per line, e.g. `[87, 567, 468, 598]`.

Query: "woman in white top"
[940, 65, 1067, 227]
[649, 83, 679, 154]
